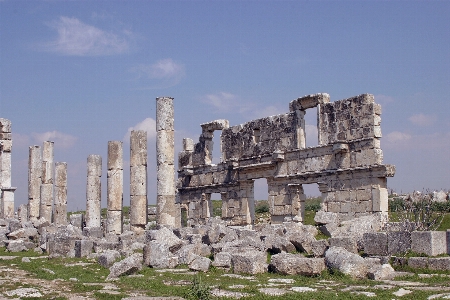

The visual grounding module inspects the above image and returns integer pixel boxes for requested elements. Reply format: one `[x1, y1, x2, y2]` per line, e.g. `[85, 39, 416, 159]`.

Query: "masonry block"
[387, 231, 411, 255]
[411, 231, 447, 256]
[363, 232, 387, 256]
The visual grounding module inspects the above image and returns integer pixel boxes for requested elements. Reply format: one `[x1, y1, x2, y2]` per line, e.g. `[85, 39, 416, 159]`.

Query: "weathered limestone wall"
[28, 145, 42, 220]
[177, 93, 395, 225]
[0, 118, 16, 219]
[130, 130, 147, 232]
[86, 155, 102, 228]
[156, 97, 179, 227]
[54, 162, 67, 225]
[40, 141, 54, 221]
[107, 141, 123, 234]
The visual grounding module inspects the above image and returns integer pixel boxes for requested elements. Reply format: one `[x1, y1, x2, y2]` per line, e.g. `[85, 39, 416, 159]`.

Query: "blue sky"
[1, 1, 449, 211]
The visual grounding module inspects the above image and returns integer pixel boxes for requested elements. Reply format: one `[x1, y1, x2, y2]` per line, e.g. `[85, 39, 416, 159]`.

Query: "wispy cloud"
[385, 131, 412, 143]
[123, 118, 157, 142]
[374, 94, 395, 106]
[42, 16, 131, 56]
[31, 131, 77, 149]
[129, 59, 185, 89]
[408, 113, 437, 127]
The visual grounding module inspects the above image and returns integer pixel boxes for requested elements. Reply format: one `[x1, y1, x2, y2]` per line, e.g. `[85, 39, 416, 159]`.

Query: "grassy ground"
[2, 248, 450, 299]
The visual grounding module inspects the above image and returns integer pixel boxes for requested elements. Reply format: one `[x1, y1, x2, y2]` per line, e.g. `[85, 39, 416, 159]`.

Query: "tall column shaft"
[130, 130, 147, 232]
[54, 162, 67, 225]
[156, 97, 178, 227]
[0, 119, 15, 219]
[86, 155, 102, 228]
[40, 141, 54, 221]
[107, 141, 123, 234]
[28, 145, 42, 220]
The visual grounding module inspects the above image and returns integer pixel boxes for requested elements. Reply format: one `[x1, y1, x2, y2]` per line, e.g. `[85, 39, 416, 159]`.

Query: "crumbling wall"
[177, 93, 395, 226]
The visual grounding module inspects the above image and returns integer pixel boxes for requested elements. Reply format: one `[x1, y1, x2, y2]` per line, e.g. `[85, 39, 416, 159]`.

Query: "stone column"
[107, 141, 123, 234]
[0, 119, 16, 219]
[28, 145, 42, 220]
[130, 130, 147, 233]
[40, 141, 54, 221]
[86, 155, 102, 228]
[156, 97, 179, 227]
[290, 184, 306, 223]
[54, 162, 67, 225]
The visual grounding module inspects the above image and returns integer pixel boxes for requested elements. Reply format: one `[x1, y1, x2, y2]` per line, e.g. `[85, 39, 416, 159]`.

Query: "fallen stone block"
[107, 253, 143, 280]
[98, 250, 121, 268]
[325, 246, 368, 279]
[264, 234, 296, 254]
[363, 232, 387, 256]
[188, 255, 211, 272]
[311, 239, 329, 257]
[83, 227, 103, 238]
[270, 253, 326, 276]
[94, 240, 120, 253]
[231, 251, 267, 275]
[407, 257, 428, 269]
[212, 252, 232, 268]
[387, 231, 411, 255]
[411, 231, 446, 256]
[329, 237, 358, 254]
[6, 240, 27, 252]
[367, 263, 395, 280]
[146, 227, 185, 252]
[7, 228, 39, 241]
[428, 257, 450, 271]
[143, 241, 178, 268]
[75, 240, 94, 258]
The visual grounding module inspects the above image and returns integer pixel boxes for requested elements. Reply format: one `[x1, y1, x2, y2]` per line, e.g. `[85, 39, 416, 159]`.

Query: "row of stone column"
[85, 130, 148, 234]
[0, 118, 16, 219]
[28, 142, 67, 224]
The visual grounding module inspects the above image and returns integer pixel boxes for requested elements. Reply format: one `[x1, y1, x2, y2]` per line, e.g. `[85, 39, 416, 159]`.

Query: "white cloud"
[31, 131, 77, 149]
[408, 113, 437, 127]
[385, 131, 412, 143]
[123, 118, 157, 142]
[42, 16, 130, 56]
[129, 59, 185, 89]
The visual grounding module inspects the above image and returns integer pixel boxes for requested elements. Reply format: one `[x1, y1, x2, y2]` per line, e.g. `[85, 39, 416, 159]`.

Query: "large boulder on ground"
[176, 243, 211, 264]
[8, 228, 39, 241]
[107, 253, 143, 280]
[263, 234, 296, 254]
[188, 255, 211, 272]
[212, 252, 232, 269]
[270, 253, 326, 276]
[143, 241, 178, 268]
[325, 246, 368, 279]
[98, 250, 121, 268]
[47, 225, 83, 258]
[146, 227, 185, 252]
[231, 250, 267, 275]
[6, 239, 27, 252]
[367, 263, 396, 280]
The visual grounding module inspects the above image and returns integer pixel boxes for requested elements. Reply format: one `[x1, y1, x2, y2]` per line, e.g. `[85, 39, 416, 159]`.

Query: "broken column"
[28, 145, 42, 220]
[130, 130, 147, 233]
[107, 141, 123, 234]
[53, 162, 67, 225]
[0, 119, 16, 219]
[40, 141, 54, 221]
[86, 155, 102, 229]
[156, 97, 178, 227]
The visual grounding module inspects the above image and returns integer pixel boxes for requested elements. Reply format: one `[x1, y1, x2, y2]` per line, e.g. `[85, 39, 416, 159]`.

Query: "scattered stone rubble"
[1, 94, 450, 288]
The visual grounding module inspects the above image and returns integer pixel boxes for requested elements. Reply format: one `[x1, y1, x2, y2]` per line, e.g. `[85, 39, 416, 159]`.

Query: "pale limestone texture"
[53, 162, 68, 225]
[130, 130, 147, 232]
[177, 94, 395, 226]
[107, 141, 123, 234]
[86, 154, 102, 228]
[28, 145, 42, 220]
[156, 97, 179, 227]
[0, 118, 16, 219]
[39, 141, 54, 222]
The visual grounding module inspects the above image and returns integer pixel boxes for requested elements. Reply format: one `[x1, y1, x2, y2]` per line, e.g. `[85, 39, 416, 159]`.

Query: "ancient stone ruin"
[177, 93, 395, 226]
[4, 93, 450, 288]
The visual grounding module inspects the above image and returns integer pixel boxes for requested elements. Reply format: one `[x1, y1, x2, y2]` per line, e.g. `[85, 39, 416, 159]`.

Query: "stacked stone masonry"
[177, 93, 395, 226]
[39, 141, 54, 222]
[86, 155, 102, 228]
[0, 118, 16, 219]
[130, 130, 148, 232]
[107, 141, 123, 234]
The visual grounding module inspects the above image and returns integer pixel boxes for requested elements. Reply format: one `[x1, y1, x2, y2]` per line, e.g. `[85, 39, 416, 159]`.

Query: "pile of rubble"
[2, 211, 450, 281]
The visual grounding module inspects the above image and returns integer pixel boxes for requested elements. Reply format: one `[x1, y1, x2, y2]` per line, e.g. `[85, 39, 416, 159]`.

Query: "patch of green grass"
[211, 200, 222, 217]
